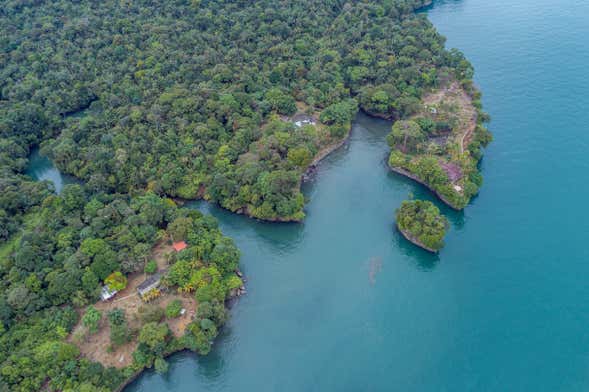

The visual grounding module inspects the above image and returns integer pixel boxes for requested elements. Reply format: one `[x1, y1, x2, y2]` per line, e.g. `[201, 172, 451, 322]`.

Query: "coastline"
[99, 7, 476, 391]
[415, 0, 433, 11]
[361, 108, 395, 121]
[176, 123, 354, 224]
[113, 273, 246, 392]
[388, 165, 462, 210]
[302, 125, 352, 182]
[113, 347, 187, 392]
[396, 224, 439, 253]
[115, 369, 143, 392]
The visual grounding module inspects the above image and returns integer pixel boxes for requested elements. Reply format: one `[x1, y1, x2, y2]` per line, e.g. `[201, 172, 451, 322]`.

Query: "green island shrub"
[395, 200, 448, 251]
[144, 260, 158, 274]
[82, 306, 102, 334]
[166, 300, 183, 319]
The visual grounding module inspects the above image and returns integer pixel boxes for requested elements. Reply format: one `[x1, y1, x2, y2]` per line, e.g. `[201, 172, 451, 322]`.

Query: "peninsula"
[1, 0, 469, 225]
[0, 0, 486, 390]
[0, 188, 243, 392]
[387, 81, 492, 209]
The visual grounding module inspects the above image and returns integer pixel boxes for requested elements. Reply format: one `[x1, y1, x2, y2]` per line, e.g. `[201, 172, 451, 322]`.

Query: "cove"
[29, 0, 589, 389]
[126, 0, 589, 390]
[127, 112, 462, 391]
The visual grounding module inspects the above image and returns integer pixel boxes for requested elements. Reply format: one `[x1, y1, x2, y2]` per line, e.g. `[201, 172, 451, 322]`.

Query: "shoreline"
[113, 268, 245, 392]
[302, 125, 352, 182]
[384, 80, 487, 212]
[113, 347, 188, 392]
[361, 108, 395, 121]
[415, 0, 433, 12]
[174, 123, 354, 224]
[396, 225, 439, 253]
[115, 369, 143, 392]
[388, 165, 462, 210]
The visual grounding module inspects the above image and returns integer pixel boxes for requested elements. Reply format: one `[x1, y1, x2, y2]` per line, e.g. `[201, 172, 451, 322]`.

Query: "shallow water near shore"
[29, 0, 589, 390]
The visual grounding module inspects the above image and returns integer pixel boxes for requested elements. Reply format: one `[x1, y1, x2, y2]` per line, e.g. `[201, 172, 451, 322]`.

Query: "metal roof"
[137, 271, 164, 293]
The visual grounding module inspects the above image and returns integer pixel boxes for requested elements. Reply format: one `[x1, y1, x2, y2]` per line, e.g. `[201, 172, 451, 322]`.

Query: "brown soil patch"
[159, 294, 198, 337]
[421, 81, 477, 154]
[68, 242, 198, 368]
[152, 241, 172, 270]
[439, 161, 462, 183]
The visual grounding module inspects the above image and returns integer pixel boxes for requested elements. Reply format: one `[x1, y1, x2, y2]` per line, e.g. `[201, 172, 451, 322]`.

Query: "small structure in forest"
[100, 285, 117, 301]
[137, 271, 164, 300]
[172, 241, 187, 252]
[291, 113, 316, 128]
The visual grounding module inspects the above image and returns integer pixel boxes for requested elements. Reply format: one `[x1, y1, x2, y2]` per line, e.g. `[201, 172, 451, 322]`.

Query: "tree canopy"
[395, 199, 448, 251]
[0, 187, 241, 391]
[387, 82, 491, 209]
[2, 0, 468, 222]
[0, 0, 482, 390]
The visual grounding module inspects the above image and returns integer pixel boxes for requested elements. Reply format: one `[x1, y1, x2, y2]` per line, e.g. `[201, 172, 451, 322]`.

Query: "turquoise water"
[25, 148, 76, 193]
[30, 0, 589, 389]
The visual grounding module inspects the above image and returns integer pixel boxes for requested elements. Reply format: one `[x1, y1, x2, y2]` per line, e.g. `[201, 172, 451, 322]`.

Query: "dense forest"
[395, 199, 448, 251]
[0, 187, 242, 391]
[1, 0, 472, 224]
[0, 0, 485, 390]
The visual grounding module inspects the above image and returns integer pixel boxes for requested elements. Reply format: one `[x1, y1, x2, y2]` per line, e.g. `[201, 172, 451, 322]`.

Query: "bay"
[29, 0, 589, 389]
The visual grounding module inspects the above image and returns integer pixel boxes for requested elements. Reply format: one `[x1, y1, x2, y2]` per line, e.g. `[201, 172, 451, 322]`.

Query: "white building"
[101, 285, 117, 301]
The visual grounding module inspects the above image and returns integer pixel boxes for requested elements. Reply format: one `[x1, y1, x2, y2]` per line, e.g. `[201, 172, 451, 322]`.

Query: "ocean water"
[29, 0, 589, 390]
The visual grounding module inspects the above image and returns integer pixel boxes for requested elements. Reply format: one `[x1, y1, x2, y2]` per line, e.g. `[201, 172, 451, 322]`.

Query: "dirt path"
[459, 117, 476, 154]
[421, 81, 477, 155]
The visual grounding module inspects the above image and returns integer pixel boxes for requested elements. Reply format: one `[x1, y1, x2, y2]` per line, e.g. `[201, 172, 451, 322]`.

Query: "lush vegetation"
[165, 299, 183, 319]
[0, 186, 241, 391]
[0, 0, 486, 390]
[387, 82, 492, 209]
[2, 0, 472, 222]
[395, 199, 448, 251]
[0, 174, 51, 242]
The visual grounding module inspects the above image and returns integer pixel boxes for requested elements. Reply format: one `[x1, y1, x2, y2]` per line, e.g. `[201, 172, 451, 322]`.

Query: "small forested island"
[395, 199, 448, 252]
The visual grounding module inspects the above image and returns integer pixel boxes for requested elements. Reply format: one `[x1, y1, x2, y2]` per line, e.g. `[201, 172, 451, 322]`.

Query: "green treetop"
[395, 200, 448, 252]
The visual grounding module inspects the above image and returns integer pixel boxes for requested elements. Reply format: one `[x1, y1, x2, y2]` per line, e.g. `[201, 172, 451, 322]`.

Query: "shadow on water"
[191, 329, 229, 381]
[132, 348, 226, 388]
[126, 312, 236, 389]
[391, 224, 441, 271]
[26, 107, 476, 392]
[416, 0, 464, 14]
[185, 201, 306, 253]
[355, 110, 394, 137]
[386, 169, 466, 231]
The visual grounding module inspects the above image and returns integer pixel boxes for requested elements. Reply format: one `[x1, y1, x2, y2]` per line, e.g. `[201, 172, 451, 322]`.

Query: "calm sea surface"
[28, 0, 589, 390]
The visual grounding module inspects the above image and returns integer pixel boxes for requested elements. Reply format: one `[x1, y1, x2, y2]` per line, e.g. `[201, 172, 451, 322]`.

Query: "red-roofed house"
[172, 241, 187, 252]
